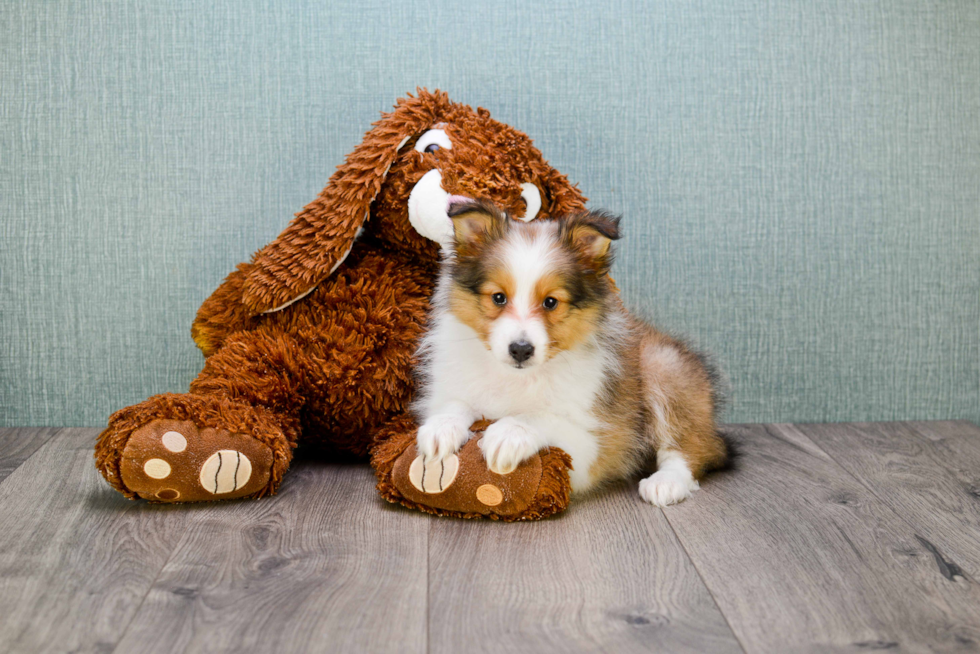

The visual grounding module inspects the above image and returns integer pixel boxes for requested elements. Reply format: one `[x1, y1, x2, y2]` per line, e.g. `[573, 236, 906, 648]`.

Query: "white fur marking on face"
[488, 231, 557, 367]
[414, 129, 452, 153]
[518, 183, 542, 222]
[408, 169, 455, 248]
[639, 450, 699, 507]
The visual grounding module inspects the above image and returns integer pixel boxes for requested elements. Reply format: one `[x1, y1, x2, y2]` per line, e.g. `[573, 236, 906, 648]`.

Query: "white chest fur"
[418, 314, 610, 491]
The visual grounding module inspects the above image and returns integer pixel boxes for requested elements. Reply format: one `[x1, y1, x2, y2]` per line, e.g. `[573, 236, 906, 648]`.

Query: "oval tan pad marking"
[408, 454, 460, 494]
[199, 450, 253, 494]
[476, 484, 503, 506]
[143, 458, 171, 479]
[161, 431, 187, 453]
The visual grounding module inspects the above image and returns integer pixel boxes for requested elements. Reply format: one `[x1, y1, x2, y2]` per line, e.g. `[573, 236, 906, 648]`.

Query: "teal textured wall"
[1, 0, 978, 427]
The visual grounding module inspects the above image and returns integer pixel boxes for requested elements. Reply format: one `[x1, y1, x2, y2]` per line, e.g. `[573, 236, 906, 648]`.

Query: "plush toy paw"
[95, 393, 289, 503]
[479, 417, 540, 475]
[117, 419, 274, 502]
[372, 419, 573, 521]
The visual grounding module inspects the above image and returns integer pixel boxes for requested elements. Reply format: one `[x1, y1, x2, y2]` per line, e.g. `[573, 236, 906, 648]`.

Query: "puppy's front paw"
[639, 470, 700, 507]
[417, 414, 472, 461]
[479, 418, 540, 475]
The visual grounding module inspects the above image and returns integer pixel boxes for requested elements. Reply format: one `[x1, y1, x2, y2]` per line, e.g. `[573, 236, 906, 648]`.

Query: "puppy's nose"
[508, 340, 534, 364]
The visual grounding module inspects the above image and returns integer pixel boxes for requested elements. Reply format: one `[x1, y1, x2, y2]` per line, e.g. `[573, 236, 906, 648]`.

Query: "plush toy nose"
[508, 340, 534, 364]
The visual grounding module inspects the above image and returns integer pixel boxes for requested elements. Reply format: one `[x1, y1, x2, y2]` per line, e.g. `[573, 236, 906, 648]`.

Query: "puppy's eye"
[424, 143, 440, 153]
[543, 296, 558, 310]
[491, 292, 507, 306]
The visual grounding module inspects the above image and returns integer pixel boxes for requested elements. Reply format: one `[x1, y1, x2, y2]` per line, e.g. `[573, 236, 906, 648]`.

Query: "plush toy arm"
[190, 263, 260, 358]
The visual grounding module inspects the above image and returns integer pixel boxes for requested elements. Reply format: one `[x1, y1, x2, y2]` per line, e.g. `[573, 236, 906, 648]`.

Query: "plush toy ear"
[241, 90, 453, 314]
[559, 211, 621, 273]
[530, 158, 589, 218]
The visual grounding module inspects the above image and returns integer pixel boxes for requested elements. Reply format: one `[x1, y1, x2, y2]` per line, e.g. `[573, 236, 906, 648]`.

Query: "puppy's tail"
[690, 346, 730, 419]
[709, 427, 742, 474]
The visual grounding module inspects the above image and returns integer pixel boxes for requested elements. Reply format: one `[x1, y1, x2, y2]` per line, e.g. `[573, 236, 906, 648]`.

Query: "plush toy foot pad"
[374, 421, 573, 521]
[120, 419, 273, 502]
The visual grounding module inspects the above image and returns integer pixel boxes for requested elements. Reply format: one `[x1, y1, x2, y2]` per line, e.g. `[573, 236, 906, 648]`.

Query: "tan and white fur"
[414, 200, 728, 506]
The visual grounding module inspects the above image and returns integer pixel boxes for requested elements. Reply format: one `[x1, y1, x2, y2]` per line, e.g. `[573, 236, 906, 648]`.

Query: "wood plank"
[797, 421, 980, 578]
[907, 420, 980, 449]
[907, 421, 980, 494]
[114, 461, 429, 654]
[0, 428, 189, 653]
[662, 424, 980, 652]
[0, 427, 60, 483]
[427, 481, 744, 654]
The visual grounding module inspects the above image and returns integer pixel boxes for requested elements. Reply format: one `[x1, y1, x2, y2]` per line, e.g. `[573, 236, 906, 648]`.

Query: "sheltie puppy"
[414, 200, 728, 506]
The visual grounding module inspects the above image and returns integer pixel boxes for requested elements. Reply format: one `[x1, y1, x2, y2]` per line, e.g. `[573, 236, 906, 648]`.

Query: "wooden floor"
[1, 422, 979, 653]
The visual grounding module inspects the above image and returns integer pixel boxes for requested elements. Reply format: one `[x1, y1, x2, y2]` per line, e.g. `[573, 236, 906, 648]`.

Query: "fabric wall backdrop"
[1, 0, 978, 427]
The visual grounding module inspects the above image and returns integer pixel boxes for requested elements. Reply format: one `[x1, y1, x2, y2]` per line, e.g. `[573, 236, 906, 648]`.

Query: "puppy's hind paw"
[639, 470, 699, 507]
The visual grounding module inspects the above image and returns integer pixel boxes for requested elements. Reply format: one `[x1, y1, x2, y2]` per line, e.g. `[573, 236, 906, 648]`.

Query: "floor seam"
[660, 507, 751, 654]
[425, 517, 431, 654]
[109, 508, 188, 652]
[0, 427, 63, 489]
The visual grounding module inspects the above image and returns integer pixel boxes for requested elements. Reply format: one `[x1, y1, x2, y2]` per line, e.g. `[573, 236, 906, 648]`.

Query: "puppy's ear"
[242, 89, 454, 314]
[447, 200, 507, 250]
[560, 211, 621, 273]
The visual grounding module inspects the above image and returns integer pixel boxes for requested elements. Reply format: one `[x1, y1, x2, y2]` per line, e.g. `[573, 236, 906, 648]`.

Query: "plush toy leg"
[96, 393, 293, 502]
[371, 416, 573, 521]
[96, 331, 305, 503]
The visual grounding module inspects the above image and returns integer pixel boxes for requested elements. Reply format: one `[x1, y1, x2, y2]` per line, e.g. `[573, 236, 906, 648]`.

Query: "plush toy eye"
[415, 129, 452, 154]
[491, 292, 507, 306]
[543, 296, 558, 310]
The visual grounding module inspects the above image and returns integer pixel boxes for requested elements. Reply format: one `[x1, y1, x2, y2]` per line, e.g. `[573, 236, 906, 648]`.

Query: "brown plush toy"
[95, 90, 587, 520]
